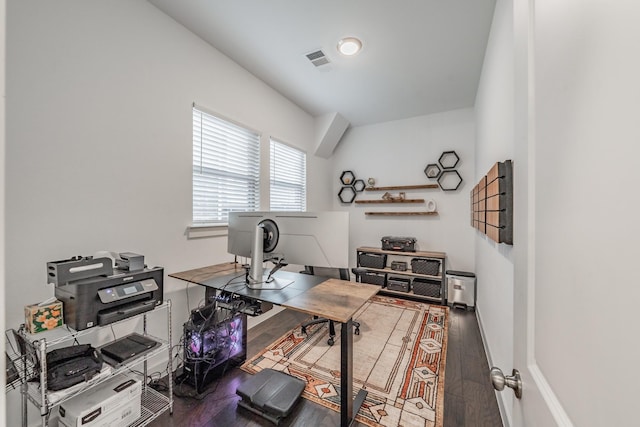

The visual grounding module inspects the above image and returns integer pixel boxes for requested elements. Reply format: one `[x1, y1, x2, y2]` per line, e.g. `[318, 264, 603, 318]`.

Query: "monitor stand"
[247, 222, 292, 290]
[246, 271, 294, 290]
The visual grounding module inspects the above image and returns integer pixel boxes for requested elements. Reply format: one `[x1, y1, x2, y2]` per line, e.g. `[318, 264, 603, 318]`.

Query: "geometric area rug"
[241, 295, 449, 427]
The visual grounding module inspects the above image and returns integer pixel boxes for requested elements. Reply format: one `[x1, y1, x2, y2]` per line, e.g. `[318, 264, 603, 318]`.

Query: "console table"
[169, 263, 379, 427]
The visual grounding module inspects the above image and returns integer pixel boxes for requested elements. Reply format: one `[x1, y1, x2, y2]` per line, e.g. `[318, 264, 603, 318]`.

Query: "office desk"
[170, 262, 379, 427]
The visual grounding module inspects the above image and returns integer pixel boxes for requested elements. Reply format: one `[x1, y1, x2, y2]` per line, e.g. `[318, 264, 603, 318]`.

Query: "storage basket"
[358, 252, 387, 269]
[412, 278, 442, 298]
[360, 272, 387, 287]
[411, 258, 441, 275]
[387, 276, 411, 292]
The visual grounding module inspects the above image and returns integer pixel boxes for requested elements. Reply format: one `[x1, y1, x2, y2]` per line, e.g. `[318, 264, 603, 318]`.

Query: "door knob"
[490, 367, 522, 399]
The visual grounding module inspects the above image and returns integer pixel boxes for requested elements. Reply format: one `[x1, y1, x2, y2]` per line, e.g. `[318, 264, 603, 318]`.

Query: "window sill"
[186, 223, 228, 239]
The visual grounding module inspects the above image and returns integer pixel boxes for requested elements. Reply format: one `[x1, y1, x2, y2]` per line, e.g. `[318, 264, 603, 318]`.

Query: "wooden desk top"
[168, 262, 242, 284]
[282, 278, 380, 323]
[169, 263, 380, 323]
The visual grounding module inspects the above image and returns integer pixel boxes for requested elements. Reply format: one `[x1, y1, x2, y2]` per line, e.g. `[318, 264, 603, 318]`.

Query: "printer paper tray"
[97, 299, 158, 326]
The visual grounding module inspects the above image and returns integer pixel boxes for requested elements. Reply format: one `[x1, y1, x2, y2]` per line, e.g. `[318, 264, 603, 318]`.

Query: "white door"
[504, 1, 640, 426]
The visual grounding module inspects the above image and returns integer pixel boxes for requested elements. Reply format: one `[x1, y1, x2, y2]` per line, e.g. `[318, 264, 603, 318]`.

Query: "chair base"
[301, 317, 360, 346]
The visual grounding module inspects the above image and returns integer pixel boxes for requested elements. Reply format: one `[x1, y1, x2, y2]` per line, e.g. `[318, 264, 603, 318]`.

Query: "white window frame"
[192, 104, 260, 225]
[269, 138, 307, 211]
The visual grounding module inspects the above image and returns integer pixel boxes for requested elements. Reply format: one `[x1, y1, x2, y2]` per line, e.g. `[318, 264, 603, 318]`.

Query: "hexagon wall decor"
[438, 170, 463, 191]
[353, 179, 366, 192]
[424, 163, 441, 179]
[340, 171, 355, 186]
[438, 151, 460, 169]
[338, 186, 357, 203]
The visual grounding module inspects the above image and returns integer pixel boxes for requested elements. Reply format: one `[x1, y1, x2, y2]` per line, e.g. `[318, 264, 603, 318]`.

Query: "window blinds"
[192, 106, 260, 223]
[270, 139, 307, 211]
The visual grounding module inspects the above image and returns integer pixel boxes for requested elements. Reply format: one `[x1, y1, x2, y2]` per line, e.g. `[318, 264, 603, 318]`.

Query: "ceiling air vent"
[305, 50, 330, 67]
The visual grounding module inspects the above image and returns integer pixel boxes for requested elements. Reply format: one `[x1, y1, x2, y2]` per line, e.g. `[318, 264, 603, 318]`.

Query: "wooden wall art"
[471, 160, 513, 244]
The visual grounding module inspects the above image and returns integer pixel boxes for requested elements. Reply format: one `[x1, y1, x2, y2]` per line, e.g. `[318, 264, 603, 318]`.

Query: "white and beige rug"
[241, 295, 449, 427]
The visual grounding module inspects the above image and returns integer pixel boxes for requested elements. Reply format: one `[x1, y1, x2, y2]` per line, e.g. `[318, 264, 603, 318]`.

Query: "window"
[192, 106, 260, 224]
[270, 139, 307, 211]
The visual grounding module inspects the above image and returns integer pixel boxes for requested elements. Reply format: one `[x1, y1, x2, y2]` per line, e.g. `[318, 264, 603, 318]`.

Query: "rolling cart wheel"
[354, 327, 360, 336]
[327, 337, 334, 346]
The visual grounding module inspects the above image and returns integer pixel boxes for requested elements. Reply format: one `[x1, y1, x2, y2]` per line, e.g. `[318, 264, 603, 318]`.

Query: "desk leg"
[204, 286, 216, 304]
[340, 318, 367, 427]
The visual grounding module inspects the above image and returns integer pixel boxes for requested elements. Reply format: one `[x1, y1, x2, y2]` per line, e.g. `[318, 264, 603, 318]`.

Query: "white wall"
[5, 1, 330, 424]
[1, 0, 6, 421]
[473, 0, 515, 424]
[332, 109, 476, 272]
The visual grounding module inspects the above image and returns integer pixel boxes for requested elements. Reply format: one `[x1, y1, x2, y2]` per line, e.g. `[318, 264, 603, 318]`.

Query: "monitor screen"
[227, 211, 349, 269]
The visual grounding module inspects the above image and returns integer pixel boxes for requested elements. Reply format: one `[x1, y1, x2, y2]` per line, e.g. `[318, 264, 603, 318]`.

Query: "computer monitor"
[227, 211, 349, 289]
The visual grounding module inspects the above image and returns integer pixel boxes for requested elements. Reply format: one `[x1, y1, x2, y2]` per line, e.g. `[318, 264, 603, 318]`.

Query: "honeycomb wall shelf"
[353, 179, 366, 192]
[424, 164, 441, 179]
[340, 171, 355, 186]
[438, 170, 463, 191]
[438, 150, 460, 169]
[338, 186, 357, 203]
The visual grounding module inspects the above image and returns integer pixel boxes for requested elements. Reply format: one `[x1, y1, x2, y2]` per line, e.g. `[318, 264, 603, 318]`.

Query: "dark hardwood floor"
[150, 306, 502, 427]
[442, 308, 503, 427]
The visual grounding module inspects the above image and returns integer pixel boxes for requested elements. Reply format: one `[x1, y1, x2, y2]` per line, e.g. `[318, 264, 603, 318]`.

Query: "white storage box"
[57, 376, 142, 427]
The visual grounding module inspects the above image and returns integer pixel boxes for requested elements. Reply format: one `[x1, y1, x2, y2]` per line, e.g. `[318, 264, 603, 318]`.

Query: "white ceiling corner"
[148, 0, 497, 127]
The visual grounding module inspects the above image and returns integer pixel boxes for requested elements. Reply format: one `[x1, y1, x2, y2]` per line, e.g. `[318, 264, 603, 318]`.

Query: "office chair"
[299, 266, 360, 346]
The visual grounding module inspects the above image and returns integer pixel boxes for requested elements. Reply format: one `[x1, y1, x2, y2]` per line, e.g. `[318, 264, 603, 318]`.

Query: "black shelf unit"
[355, 247, 446, 305]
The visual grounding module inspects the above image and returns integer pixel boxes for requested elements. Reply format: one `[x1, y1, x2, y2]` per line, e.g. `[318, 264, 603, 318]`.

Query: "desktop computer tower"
[181, 305, 247, 393]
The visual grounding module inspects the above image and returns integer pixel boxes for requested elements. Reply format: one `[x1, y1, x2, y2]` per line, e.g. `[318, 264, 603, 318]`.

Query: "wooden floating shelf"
[355, 199, 425, 204]
[365, 211, 439, 216]
[365, 184, 439, 191]
[358, 246, 446, 259]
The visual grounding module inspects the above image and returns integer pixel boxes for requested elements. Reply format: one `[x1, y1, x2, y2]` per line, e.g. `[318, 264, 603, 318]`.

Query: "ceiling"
[149, 0, 497, 127]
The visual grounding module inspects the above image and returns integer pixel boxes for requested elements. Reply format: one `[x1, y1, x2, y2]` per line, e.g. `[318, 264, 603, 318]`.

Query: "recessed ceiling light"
[337, 37, 362, 56]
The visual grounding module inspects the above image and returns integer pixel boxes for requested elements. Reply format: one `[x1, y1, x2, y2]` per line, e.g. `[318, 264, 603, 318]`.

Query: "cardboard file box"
[57, 376, 142, 427]
[24, 300, 63, 334]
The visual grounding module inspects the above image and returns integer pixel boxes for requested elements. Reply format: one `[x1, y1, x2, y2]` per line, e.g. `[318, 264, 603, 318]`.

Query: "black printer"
[50, 256, 164, 331]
